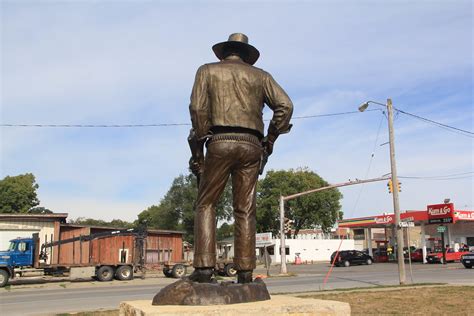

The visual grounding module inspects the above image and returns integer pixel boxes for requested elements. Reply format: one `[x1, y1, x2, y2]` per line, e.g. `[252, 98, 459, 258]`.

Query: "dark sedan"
[461, 252, 474, 269]
[331, 250, 374, 267]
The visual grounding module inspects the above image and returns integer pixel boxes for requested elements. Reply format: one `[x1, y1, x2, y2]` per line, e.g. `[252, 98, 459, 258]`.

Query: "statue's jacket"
[189, 55, 293, 140]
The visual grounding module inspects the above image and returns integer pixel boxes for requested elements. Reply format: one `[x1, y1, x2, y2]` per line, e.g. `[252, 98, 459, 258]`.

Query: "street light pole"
[386, 98, 406, 284]
[359, 98, 406, 285]
[278, 177, 389, 275]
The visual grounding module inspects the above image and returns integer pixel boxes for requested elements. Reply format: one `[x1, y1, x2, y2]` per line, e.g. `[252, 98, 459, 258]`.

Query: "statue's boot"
[237, 270, 253, 284]
[186, 268, 215, 283]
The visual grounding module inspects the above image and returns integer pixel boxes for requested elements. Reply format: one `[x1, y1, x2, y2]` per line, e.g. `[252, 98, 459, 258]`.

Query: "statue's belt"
[207, 133, 261, 147]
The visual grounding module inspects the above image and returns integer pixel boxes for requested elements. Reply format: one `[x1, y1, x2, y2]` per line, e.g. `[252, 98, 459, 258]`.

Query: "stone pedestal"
[120, 295, 351, 316]
[152, 279, 270, 305]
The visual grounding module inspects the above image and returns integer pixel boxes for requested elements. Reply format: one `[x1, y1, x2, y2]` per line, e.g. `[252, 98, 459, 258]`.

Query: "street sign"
[256, 232, 273, 247]
[429, 217, 453, 224]
[399, 222, 414, 228]
[437, 226, 447, 233]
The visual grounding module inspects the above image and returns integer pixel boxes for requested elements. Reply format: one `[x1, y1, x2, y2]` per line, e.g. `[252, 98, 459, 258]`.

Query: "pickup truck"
[426, 249, 470, 264]
[461, 252, 474, 268]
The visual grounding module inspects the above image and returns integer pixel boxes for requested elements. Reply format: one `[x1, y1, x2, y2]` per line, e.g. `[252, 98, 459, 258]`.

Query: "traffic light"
[387, 180, 393, 194]
[284, 217, 290, 233]
[397, 181, 401, 192]
[283, 217, 294, 233]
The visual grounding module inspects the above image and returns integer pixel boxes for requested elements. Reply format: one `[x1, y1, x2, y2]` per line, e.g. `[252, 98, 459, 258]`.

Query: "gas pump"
[374, 240, 389, 262]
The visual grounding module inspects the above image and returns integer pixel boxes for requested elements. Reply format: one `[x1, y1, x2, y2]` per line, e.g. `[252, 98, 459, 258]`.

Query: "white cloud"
[1, 1, 472, 221]
[41, 195, 153, 222]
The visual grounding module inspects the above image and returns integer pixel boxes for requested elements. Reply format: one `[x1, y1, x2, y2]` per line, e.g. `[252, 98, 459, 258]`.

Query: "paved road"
[1, 262, 472, 315]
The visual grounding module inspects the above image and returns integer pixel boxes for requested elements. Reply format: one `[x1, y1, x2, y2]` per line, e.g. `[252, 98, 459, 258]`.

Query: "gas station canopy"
[338, 203, 474, 229]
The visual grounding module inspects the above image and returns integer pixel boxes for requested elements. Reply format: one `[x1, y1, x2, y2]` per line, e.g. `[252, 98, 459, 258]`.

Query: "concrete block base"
[119, 295, 350, 315]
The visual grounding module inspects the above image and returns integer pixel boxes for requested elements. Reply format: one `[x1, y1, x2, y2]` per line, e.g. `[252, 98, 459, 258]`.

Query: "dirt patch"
[56, 310, 118, 316]
[301, 286, 474, 315]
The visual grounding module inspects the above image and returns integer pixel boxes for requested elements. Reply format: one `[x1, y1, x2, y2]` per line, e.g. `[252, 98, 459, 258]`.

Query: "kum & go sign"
[454, 211, 474, 221]
[427, 203, 455, 224]
[375, 215, 393, 224]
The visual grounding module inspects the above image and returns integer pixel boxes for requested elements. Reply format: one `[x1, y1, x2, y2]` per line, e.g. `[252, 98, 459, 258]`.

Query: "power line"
[0, 109, 381, 128]
[322, 111, 385, 290]
[0, 123, 191, 128]
[395, 108, 474, 138]
[400, 171, 474, 178]
[348, 111, 385, 214]
[292, 109, 380, 119]
[398, 171, 474, 181]
[3, 107, 472, 140]
[399, 175, 473, 181]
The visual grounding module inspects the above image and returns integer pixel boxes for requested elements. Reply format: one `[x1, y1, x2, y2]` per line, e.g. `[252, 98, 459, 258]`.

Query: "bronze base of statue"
[152, 278, 271, 305]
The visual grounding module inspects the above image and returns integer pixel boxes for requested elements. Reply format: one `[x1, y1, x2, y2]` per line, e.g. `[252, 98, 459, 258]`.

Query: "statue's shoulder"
[251, 65, 269, 75]
[205, 60, 266, 71]
[238, 62, 267, 75]
[197, 62, 220, 73]
[203, 61, 221, 68]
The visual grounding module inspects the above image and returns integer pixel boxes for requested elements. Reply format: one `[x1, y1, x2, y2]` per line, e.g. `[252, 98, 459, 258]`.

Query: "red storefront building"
[338, 203, 474, 263]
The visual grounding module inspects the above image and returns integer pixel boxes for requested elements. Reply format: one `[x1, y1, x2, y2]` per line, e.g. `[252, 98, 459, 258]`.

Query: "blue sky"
[1, 0, 472, 222]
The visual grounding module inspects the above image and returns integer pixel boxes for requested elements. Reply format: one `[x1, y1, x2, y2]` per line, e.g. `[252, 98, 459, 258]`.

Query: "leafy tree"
[109, 219, 134, 228]
[136, 175, 199, 241]
[28, 206, 53, 214]
[217, 222, 234, 241]
[137, 174, 232, 244]
[0, 173, 40, 213]
[136, 205, 181, 231]
[68, 217, 133, 228]
[257, 168, 343, 238]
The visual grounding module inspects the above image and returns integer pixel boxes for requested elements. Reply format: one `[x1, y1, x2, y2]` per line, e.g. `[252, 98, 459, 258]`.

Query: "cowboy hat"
[212, 33, 260, 65]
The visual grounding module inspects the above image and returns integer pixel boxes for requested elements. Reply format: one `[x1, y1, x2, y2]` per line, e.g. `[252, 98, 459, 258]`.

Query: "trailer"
[215, 259, 237, 277]
[155, 246, 188, 278]
[0, 229, 148, 287]
[161, 257, 236, 278]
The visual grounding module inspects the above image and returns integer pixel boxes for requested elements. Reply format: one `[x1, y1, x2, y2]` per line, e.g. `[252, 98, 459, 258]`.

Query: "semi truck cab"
[1, 238, 34, 267]
[0, 238, 36, 286]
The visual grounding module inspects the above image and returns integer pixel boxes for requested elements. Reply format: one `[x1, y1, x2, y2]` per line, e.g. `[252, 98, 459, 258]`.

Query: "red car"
[426, 249, 470, 264]
[409, 249, 425, 262]
[403, 248, 429, 262]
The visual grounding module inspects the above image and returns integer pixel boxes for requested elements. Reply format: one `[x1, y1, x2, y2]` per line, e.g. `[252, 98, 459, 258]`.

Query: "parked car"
[330, 250, 374, 267]
[405, 248, 431, 262]
[402, 246, 416, 258]
[426, 249, 471, 264]
[461, 252, 474, 269]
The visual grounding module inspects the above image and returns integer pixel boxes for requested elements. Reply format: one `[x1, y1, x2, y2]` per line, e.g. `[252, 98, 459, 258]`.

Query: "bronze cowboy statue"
[187, 33, 293, 284]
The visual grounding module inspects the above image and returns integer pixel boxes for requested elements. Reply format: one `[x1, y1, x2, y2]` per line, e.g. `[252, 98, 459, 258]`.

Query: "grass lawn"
[300, 285, 474, 315]
[57, 285, 473, 315]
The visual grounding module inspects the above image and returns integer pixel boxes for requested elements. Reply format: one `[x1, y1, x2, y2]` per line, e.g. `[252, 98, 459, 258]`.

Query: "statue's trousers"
[193, 135, 261, 271]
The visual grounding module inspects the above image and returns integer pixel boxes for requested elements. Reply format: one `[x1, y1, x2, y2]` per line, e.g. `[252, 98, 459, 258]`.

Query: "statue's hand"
[189, 156, 203, 177]
[262, 137, 274, 156]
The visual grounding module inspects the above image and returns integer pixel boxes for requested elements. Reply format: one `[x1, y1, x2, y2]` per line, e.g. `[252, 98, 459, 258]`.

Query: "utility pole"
[387, 98, 406, 284]
[279, 195, 287, 274]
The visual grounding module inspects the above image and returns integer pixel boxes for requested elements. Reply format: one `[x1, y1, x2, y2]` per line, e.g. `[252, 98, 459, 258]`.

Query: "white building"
[0, 213, 68, 264]
[263, 238, 357, 264]
[218, 232, 358, 264]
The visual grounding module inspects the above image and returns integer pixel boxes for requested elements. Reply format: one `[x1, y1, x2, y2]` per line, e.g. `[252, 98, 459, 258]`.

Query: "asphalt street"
[1, 262, 472, 315]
